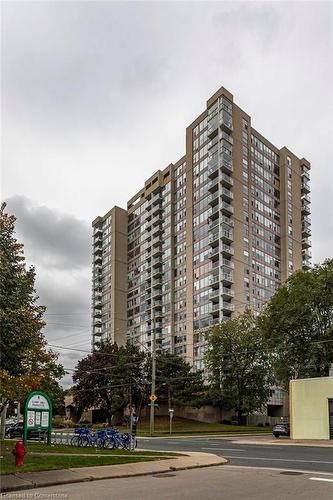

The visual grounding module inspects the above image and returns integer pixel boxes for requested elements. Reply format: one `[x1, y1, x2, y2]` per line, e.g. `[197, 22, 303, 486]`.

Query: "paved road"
[138, 435, 333, 473]
[5, 465, 333, 499]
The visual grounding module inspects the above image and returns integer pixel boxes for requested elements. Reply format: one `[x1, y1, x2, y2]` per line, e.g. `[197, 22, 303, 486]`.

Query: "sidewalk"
[0, 451, 227, 493]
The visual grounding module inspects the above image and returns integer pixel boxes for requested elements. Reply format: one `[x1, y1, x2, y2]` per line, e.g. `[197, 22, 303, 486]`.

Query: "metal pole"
[129, 383, 133, 450]
[150, 315, 156, 437]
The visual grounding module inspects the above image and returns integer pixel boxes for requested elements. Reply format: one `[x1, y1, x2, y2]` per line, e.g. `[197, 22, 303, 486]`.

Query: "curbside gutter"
[0, 452, 228, 493]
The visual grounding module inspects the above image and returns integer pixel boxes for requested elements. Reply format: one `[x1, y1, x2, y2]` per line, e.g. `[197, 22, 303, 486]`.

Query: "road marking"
[224, 456, 333, 465]
[309, 477, 333, 483]
[202, 447, 245, 452]
[224, 465, 333, 476]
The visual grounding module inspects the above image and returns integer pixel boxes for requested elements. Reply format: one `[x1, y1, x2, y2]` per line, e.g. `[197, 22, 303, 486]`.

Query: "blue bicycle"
[103, 428, 131, 450]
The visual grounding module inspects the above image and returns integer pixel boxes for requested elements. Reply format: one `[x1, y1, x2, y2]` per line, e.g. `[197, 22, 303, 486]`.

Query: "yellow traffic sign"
[149, 395, 157, 402]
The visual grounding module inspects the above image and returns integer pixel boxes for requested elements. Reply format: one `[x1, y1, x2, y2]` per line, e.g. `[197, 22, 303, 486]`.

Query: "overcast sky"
[2, 1, 333, 387]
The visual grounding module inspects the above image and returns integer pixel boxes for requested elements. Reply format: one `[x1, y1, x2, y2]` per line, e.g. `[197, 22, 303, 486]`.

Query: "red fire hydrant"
[12, 440, 26, 466]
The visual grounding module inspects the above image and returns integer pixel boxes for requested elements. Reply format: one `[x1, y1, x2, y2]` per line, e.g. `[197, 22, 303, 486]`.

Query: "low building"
[290, 377, 333, 440]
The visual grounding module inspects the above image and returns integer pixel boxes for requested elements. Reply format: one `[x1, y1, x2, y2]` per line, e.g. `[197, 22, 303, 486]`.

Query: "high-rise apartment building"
[92, 86, 311, 368]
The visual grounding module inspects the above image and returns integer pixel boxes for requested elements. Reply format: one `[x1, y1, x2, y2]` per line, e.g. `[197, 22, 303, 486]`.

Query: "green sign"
[23, 391, 53, 446]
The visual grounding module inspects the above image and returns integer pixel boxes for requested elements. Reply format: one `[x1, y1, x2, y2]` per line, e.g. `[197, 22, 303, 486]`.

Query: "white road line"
[224, 465, 333, 476]
[224, 456, 333, 465]
[309, 477, 333, 483]
[202, 447, 245, 452]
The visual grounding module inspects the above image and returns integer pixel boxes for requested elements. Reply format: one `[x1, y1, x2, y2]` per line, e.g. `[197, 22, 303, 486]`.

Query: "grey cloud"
[6, 195, 91, 270]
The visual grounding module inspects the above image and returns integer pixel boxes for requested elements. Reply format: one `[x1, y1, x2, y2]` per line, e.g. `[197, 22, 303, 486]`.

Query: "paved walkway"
[0, 451, 227, 493]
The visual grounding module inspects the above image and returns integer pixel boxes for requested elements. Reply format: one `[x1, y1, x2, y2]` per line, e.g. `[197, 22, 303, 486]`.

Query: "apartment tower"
[92, 86, 311, 369]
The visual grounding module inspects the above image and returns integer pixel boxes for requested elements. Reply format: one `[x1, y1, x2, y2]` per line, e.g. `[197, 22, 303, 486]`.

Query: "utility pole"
[150, 315, 156, 437]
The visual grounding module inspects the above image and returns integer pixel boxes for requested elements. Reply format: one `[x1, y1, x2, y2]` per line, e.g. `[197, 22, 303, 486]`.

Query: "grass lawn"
[118, 416, 272, 436]
[0, 440, 180, 475]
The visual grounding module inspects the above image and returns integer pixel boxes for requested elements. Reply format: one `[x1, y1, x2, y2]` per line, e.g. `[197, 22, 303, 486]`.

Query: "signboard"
[23, 391, 52, 446]
[149, 395, 157, 402]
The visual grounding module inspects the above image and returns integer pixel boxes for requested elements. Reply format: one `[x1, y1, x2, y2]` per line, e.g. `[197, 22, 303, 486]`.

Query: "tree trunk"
[237, 409, 243, 426]
[0, 400, 9, 439]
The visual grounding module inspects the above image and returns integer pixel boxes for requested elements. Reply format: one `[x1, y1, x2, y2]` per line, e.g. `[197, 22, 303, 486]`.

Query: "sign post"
[168, 408, 174, 435]
[23, 391, 52, 446]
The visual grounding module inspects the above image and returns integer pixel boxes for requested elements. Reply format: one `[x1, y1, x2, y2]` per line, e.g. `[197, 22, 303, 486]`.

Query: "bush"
[221, 419, 231, 425]
[78, 420, 92, 427]
[257, 422, 264, 427]
[52, 415, 66, 428]
[265, 422, 271, 427]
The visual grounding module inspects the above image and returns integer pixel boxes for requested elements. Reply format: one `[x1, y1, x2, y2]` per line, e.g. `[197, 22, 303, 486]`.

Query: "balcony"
[221, 302, 235, 313]
[94, 227, 103, 237]
[220, 153, 233, 174]
[153, 299, 162, 309]
[152, 267, 162, 279]
[208, 177, 219, 193]
[220, 173, 233, 188]
[221, 244, 234, 256]
[220, 228, 233, 243]
[221, 287, 234, 299]
[152, 278, 162, 288]
[210, 303, 220, 315]
[208, 191, 219, 207]
[152, 288, 162, 300]
[93, 299, 102, 309]
[302, 259, 311, 271]
[207, 116, 219, 138]
[152, 257, 162, 268]
[219, 111, 233, 133]
[94, 255, 102, 265]
[152, 204, 162, 216]
[302, 238, 311, 249]
[152, 236, 161, 247]
[152, 193, 162, 206]
[209, 230, 219, 246]
[221, 188, 233, 202]
[209, 247, 220, 262]
[301, 202, 311, 216]
[152, 224, 163, 237]
[208, 156, 219, 178]
[152, 215, 163, 226]
[221, 215, 234, 227]
[152, 246, 162, 258]
[221, 259, 234, 270]
[93, 310, 102, 318]
[221, 201, 234, 216]
[209, 204, 219, 221]
[302, 194, 311, 204]
[93, 244, 102, 255]
[302, 222, 311, 238]
[93, 327, 102, 336]
[209, 289, 220, 302]
[301, 181, 310, 194]
[221, 272, 234, 285]
[209, 273, 220, 288]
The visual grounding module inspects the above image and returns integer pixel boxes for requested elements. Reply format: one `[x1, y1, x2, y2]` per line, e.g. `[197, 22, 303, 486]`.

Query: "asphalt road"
[6, 465, 333, 499]
[138, 435, 333, 473]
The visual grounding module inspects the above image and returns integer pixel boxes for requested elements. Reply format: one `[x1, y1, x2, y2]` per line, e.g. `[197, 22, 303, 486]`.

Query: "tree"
[72, 341, 146, 425]
[0, 203, 64, 422]
[152, 352, 204, 409]
[205, 310, 273, 425]
[259, 260, 333, 387]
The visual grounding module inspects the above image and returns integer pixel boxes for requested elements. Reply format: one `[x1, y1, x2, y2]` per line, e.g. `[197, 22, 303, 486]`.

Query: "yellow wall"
[290, 377, 333, 440]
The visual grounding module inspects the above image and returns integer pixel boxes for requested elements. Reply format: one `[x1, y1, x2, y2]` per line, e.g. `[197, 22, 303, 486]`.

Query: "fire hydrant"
[12, 440, 26, 466]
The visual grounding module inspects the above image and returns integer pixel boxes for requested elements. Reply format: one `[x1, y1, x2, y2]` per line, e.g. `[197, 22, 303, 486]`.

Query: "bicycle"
[103, 428, 132, 450]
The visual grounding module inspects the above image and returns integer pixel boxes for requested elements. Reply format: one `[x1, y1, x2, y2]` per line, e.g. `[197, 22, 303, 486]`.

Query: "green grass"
[117, 416, 272, 436]
[0, 441, 181, 475]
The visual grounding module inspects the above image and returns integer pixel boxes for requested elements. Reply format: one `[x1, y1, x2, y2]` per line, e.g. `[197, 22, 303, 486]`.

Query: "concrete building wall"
[290, 377, 333, 440]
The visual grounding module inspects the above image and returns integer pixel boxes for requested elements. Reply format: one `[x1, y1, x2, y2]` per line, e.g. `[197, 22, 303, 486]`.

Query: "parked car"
[272, 421, 290, 438]
[5, 422, 47, 441]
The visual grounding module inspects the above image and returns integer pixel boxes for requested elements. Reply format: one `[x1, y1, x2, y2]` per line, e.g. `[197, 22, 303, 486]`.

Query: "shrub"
[257, 422, 264, 427]
[265, 422, 271, 427]
[221, 419, 231, 425]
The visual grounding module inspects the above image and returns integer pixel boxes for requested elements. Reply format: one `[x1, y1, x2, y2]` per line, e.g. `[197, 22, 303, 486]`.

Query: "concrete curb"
[138, 433, 271, 440]
[0, 452, 227, 493]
